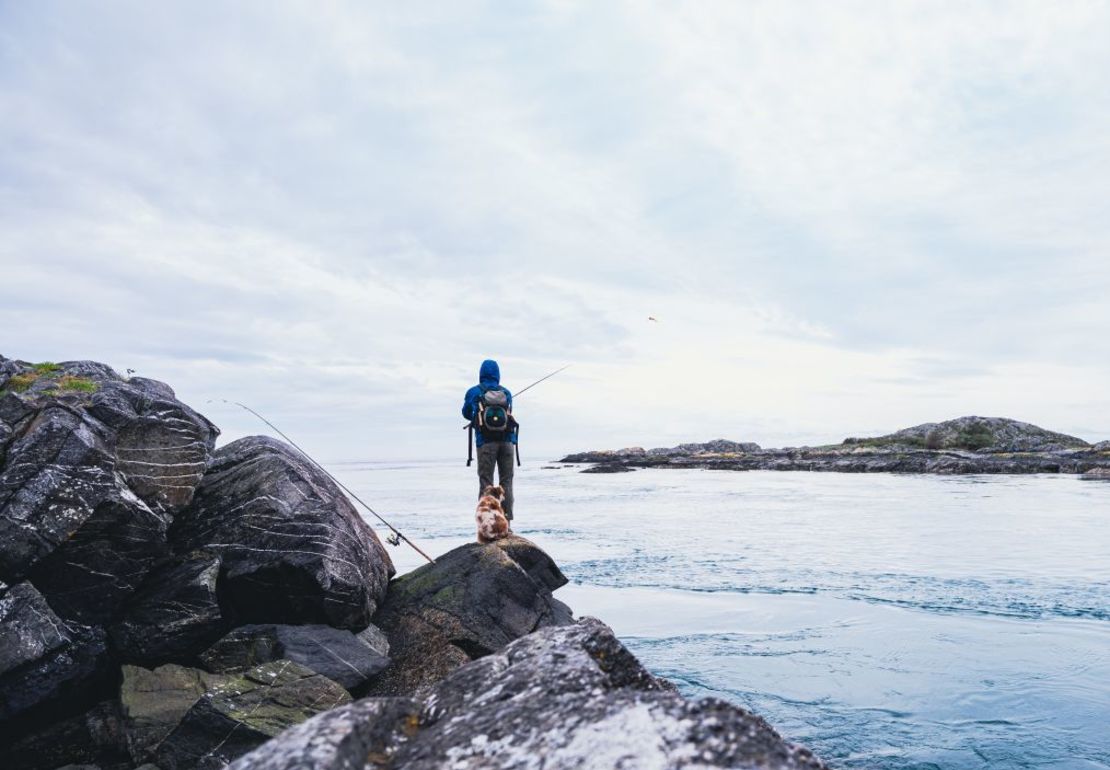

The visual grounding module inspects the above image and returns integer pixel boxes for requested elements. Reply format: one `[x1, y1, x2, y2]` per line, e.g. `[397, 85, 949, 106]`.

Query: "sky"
[2, 1, 1109, 461]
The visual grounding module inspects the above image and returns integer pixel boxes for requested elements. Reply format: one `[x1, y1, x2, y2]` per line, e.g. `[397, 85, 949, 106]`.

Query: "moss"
[847, 436, 925, 449]
[7, 373, 38, 392]
[57, 375, 98, 393]
[954, 421, 995, 450]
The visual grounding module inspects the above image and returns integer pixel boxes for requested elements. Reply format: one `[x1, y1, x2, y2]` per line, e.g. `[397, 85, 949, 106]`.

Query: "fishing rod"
[212, 399, 435, 564]
[513, 364, 571, 399]
[460, 363, 571, 436]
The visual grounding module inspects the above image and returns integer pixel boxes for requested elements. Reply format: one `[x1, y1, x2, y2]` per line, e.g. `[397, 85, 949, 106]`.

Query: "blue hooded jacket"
[462, 359, 516, 446]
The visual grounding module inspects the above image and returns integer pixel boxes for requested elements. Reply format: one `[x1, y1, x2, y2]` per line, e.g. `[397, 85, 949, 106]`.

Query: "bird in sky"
[648, 316, 658, 322]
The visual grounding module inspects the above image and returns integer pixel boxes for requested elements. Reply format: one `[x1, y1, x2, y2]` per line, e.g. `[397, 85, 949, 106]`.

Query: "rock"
[0, 581, 71, 677]
[84, 375, 217, 513]
[0, 405, 171, 623]
[110, 553, 226, 666]
[4, 700, 128, 770]
[1092, 440, 1110, 452]
[0, 360, 218, 624]
[356, 623, 390, 657]
[366, 535, 573, 696]
[1080, 467, 1110, 480]
[199, 624, 390, 691]
[581, 463, 636, 473]
[850, 416, 1088, 452]
[228, 619, 827, 770]
[650, 439, 762, 455]
[224, 698, 422, 770]
[561, 419, 1110, 476]
[0, 581, 110, 722]
[149, 661, 351, 770]
[169, 436, 393, 630]
[119, 663, 215, 764]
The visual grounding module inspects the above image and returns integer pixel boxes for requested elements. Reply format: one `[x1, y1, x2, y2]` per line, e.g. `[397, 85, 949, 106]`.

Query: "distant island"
[561, 416, 1110, 476]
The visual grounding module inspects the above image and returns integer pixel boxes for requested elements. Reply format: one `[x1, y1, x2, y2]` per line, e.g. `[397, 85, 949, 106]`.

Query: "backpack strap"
[466, 423, 474, 467]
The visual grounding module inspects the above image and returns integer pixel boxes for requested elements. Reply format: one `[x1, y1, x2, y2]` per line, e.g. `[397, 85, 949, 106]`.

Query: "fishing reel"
[386, 531, 401, 547]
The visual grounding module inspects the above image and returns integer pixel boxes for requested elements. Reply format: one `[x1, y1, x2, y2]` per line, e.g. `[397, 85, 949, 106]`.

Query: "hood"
[479, 359, 500, 387]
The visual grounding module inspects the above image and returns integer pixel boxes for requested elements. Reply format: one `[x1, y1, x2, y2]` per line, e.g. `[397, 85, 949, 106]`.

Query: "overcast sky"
[2, 2, 1108, 461]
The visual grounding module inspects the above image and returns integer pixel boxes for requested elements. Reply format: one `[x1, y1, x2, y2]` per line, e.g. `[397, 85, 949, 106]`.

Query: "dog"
[476, 484, 510, 543]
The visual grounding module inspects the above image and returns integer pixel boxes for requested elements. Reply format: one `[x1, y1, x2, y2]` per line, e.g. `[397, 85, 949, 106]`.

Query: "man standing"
[462, 359, 517, 521]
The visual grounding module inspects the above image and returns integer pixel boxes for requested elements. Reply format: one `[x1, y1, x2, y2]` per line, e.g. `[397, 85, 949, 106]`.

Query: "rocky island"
[0, 355, 827, 770]
[562, 417, 1110, 476]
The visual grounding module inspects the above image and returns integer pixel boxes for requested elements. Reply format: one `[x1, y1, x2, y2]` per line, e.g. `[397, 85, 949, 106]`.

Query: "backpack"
[477, 386, 511, 436]
[466, 386, 521, 467]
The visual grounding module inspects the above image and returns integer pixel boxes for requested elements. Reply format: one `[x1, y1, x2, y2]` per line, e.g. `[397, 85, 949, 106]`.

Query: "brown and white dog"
[476, 485, 510, 543]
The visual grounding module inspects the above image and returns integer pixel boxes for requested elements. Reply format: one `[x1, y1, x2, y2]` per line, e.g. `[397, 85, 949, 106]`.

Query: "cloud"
[1, 1, 1108, 458]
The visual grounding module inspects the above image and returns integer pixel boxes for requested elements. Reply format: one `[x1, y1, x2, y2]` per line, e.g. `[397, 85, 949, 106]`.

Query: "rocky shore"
[561, 418, 1110, 475]
[0, 356, 827, 770]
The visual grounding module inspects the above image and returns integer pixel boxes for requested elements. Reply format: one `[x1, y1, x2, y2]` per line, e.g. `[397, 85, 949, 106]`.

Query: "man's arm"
[462, 385, 480, 420]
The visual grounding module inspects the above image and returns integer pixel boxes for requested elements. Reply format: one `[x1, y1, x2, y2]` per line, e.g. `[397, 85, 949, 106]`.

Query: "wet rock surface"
[199, 623, 391, 691]
[229, 619, 828, 770]
[169, 436, 393, 629]
[0, 581, 110, 722]
[564, 417, 1110, 475]
[110, 553, 226, 666]
[366, 535, 573, 696]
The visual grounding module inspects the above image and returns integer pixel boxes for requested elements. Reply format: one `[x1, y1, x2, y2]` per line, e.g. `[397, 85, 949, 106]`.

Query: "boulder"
[169, 436, 393, 630]
[1080, 467, 1110, 480]
[119, 660, 352, 768]
[223, 698, 422, 770]
[0, 360, 218, 624]
[0, 405, 171, 623]
[198, 623, 390, 691]
[4, 700, 128, 770]
[228, 619, 827, 770]
[85, 375, 217, 513]
[148, 661, 351, 770]
[0, 581, 110, 722]
[366, 535, 573, 696]
[110, 552, 226, 666]
[119, 663, 216, 764]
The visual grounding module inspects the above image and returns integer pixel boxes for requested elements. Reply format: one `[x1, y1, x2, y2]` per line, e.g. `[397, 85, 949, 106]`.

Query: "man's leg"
[477, 442, 497, 499]
[497, 440, 515, 520]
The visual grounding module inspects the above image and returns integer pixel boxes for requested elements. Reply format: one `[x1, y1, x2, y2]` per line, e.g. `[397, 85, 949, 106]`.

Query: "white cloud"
[1, 1, 1108, 460]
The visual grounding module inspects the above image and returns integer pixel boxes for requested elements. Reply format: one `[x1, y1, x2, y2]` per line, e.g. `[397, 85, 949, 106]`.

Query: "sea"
[332, 460, 1110, 769]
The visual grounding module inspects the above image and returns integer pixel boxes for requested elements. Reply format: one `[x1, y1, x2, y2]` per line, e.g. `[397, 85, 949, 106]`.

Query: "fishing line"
[210, 399, 435, 564]
[513, 364, 571, 399]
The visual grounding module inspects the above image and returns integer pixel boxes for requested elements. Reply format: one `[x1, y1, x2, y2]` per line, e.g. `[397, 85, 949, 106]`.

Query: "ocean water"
[333, 460, 1110, 769]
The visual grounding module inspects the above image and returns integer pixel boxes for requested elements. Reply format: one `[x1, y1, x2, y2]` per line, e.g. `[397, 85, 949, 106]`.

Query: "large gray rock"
[223, 698, 422, 770]
[110, 552, 227, 666]
[85, 375, 217, 512]
[169, 436, 393, 630]
[366, 535, 573, 696]
[0, 360, 218, 624]
[119, 660, 352, 769]
[198, 623, 390, 691]
[0, 405, 170, 623]
[227, 619, 827, 770]
[0, 581, 110, 722]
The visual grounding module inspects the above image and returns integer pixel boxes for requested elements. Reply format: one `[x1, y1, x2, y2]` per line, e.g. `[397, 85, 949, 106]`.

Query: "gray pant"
[477, 440, 515, 520]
